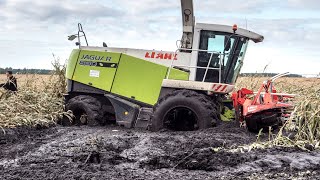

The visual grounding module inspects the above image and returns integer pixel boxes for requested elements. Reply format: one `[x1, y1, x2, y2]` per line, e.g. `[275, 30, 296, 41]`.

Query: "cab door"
[195, 30, 235, 83]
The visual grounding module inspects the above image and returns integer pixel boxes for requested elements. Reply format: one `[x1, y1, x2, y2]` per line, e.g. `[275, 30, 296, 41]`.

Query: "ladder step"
[135, 108, 153, 129]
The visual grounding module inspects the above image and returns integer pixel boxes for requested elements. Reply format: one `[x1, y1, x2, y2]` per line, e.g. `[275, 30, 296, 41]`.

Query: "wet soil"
[1, 122, 320, 180]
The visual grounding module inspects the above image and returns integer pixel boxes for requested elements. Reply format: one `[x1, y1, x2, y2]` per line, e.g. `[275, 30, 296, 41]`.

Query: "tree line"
[240, 73, 303, 77]
[0, 67, 52, 74]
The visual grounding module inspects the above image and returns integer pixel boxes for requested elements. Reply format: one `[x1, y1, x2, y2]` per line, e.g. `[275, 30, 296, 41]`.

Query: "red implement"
[232, 73, 295, 132]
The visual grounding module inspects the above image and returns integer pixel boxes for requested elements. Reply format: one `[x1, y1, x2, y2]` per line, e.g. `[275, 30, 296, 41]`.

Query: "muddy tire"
[150, 90, 221, 131]
[245, 112, 279, 132]
[64, 95, 105, 126]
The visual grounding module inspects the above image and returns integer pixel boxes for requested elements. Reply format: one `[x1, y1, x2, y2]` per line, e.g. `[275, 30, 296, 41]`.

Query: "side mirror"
[224, 36, 231, 51]
[68, 35, 77, 41]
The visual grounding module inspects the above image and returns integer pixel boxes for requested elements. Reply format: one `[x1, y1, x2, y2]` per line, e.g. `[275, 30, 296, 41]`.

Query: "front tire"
[64, 95, 105, 126]
[150, 90, 221, 131]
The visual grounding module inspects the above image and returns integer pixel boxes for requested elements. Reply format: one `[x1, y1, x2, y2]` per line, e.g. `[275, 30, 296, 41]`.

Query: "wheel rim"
[163, 107, 198, 131]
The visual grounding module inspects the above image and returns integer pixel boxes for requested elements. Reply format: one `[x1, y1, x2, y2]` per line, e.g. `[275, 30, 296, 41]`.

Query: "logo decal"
[145, 52, 177, 60]
[79, 61, 117, 68]
[81, 54, 112, 61]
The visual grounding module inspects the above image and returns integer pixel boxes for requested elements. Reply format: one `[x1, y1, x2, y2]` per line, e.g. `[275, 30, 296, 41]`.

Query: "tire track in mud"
[1, 122, 320, 179]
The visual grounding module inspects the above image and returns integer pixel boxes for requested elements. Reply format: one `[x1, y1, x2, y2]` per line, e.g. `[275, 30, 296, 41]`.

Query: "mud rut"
[1, 122, 320, 180]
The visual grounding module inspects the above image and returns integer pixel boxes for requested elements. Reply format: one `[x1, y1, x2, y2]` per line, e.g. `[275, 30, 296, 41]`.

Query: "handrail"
[166, 48, 223, 83]
[77, 23, 88, 48]
[170, 65, 220, 70]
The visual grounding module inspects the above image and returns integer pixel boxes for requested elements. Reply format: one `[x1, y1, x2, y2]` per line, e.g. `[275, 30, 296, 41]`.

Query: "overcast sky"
[0, 0, 319, 74]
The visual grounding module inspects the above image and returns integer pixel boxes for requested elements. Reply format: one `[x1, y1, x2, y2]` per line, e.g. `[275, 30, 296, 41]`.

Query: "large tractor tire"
[64, 95, 106, 126]
[150, 90, 221, 131]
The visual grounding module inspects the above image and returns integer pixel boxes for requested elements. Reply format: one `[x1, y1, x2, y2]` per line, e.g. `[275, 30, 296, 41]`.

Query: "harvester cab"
[63, 0, 270, 132]
[178, 0, 263, 85]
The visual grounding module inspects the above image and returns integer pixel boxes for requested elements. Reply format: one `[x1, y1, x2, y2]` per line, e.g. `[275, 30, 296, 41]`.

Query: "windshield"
[196, 30, 240, 83]
[230, 38, 248, 83]
[224, 37, 249, 84]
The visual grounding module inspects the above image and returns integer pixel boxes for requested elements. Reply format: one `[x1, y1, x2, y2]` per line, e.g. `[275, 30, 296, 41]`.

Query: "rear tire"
[150, 90, 221, 131]
[64, 95, 106, 126]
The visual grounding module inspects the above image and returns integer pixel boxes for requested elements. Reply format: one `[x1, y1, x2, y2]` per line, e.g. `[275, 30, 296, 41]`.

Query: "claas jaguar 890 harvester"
[64, 0, 293, 132]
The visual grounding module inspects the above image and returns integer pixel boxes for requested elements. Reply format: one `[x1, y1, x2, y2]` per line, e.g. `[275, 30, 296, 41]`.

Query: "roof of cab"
[195, 23, 264, 43]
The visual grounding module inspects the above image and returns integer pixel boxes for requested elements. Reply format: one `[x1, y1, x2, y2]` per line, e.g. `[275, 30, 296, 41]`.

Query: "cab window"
[196, 30, 236, 82]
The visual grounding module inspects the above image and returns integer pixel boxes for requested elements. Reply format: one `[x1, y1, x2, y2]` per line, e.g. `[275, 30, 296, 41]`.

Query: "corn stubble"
[237, 77, 320, 150]
[0, 59, 68, 130]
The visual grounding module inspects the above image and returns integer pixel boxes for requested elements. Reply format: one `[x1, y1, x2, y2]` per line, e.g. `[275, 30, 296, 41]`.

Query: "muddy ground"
[0, 122, 320, 180]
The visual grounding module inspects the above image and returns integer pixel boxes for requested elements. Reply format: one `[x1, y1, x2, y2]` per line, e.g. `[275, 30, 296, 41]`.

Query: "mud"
[1, 122, 320, 179]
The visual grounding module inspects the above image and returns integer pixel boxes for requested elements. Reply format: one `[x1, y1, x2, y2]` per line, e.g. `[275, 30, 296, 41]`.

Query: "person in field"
[0, 71, 17, 92]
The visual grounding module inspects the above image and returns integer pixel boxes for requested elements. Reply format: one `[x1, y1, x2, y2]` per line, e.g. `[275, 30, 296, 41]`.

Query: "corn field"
[0, 59, 66, 130]
[0, 68, 320, 149]
[237, 76, 320, 149]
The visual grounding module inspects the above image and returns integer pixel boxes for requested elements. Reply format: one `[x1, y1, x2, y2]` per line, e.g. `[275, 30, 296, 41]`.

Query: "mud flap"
[105, 94, 140, 128]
